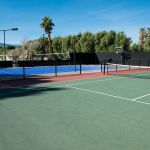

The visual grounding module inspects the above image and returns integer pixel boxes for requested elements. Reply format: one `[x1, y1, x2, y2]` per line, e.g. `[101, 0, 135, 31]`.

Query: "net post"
[103, 60, 107, 75]
[129, 61, 131, 71]
[129, 60, 131, 70]
[55, 63, 57, 77]
[115, 65, 118, 72]
[103, 60, 108, 75]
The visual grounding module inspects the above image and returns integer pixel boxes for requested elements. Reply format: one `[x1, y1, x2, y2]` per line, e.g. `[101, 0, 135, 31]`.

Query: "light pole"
[0, 28, 18, 61]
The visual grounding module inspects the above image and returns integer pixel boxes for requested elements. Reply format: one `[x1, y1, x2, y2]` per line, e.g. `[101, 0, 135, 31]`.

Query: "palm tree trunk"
[48, 33, 51, 53]
[48, 33, 51, 60]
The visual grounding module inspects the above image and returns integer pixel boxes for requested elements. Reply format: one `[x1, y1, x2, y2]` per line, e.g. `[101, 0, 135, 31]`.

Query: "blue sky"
[0, 0, 150, 45]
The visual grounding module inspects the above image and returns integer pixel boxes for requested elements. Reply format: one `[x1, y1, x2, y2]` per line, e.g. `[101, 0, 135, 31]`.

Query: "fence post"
[101, 61, 103, 72]
[80, 63, 82, 74]
[139, 60, 141, 69]
[103, 62, 106, 75]
[148, 60, 150, 67]
[23, 62, 25, 80]
[55, 63, 57, 77]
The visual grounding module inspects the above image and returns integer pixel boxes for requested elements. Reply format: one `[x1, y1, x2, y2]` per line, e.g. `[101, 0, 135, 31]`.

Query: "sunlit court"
[0, 68, 150, 150]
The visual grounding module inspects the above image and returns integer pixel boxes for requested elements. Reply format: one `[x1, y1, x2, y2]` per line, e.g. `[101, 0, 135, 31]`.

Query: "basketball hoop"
[114, 47, 123, 54]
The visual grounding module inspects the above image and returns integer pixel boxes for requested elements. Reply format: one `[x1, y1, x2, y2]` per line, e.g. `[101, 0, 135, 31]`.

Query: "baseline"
[66, 85, 150, 106]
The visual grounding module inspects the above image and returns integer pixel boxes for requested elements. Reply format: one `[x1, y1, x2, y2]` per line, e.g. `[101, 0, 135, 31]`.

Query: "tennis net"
[105, 63, 150, 79]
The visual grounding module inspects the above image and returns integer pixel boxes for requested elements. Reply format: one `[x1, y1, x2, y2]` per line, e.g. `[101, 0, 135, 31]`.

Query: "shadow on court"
[0, 77, 56, 90]
[0, 86, 68, 100]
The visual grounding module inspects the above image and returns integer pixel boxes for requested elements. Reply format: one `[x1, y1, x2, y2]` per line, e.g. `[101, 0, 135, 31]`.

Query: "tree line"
[52, 31, 131, 53]
[25, 29, 150, 54]
[39, 16, 150, 53]
[1, 16, 150, 60]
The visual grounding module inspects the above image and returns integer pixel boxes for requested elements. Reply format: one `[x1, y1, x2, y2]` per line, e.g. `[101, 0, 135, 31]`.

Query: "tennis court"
[0, 71, 150, 150]
[0, 64, 103, 80]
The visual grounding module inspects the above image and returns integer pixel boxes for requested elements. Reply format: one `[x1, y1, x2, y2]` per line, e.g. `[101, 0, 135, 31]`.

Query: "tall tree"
[94, 32, 103, 52]
[75, 33, 82, 52]
[62, 36, 72, 52]
[139, 28, 146, 50]
[41, 16, 55, 53]
[80, 32, 95, 52]
[144, 28, 150, 51]
[39, 37, 49, 53]
[115, 32, 131, 51]
[52, 36, 63, 52]
[132, 43, 140, 52]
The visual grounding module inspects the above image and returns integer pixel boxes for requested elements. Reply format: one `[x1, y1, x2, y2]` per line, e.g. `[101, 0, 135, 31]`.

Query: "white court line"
[66, 85, 150, 105]
[66, 85, 132, 101]
[132, 93, 150, 101]
[133, 100, 150, 105]
[39, 76, 123, 89]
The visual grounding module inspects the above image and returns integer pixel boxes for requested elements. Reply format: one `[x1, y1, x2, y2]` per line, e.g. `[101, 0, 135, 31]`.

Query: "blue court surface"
[0, 65, 103, 77]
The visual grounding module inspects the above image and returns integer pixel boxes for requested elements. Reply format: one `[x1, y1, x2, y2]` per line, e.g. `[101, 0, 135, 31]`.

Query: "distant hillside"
[0, 43, 6, 46]
[0, 43, 19, 47]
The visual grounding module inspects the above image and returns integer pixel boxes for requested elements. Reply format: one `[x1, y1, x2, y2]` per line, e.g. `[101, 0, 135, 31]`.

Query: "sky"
[0, 0, 150, 45]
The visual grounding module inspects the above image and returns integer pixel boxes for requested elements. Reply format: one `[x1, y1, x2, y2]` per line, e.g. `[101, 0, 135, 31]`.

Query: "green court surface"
[0, 75, 150, 150]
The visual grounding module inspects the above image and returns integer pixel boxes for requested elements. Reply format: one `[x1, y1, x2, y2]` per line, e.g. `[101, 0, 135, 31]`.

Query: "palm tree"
[41, 16, 55, 53]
